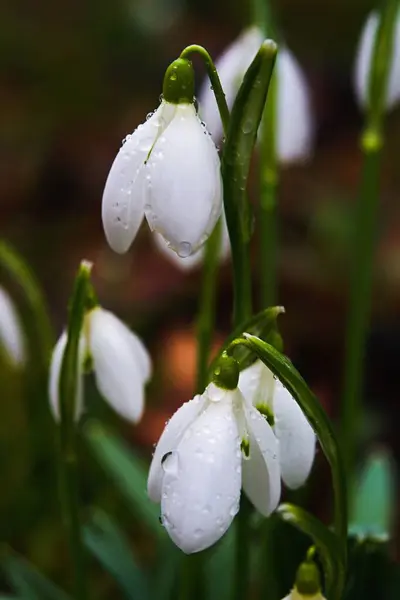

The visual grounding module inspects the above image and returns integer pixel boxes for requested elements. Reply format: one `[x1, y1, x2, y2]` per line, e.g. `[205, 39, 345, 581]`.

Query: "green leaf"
[209, 306, 284, 375]
[204, 526, 236, 600]
[236, 334, 347, 600]
[83, 509, 148, 600]
[1, 550, 70, 600]
[276, 503, 342, 599]
[349, 449, 395, 542]
[83, 420, 165, 542]
[222, 39, 277, 324]
[151, 541, 182, 600]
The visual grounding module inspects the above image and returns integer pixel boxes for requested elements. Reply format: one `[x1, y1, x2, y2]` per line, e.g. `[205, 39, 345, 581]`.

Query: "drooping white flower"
[153, 211, 231, 271]
[238, 360, 315, 489]
[0, 286, 25, 366]
[148, 373, 281, 553]
[354, 9, 400, 111]
[102, 59, 222, 258]
[199, 26, 313, 164]
[49, 307, 151, 423]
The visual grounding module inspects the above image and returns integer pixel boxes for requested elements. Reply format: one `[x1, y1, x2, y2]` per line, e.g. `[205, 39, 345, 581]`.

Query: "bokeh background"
[1, 0, 400, 596]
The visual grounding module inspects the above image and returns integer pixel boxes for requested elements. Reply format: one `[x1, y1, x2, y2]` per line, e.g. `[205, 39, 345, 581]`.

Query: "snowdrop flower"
[102, 58, 222, 258]
[148, 355, 281, 553]
[0, 286, 25, 366]
[354, 9, 400, 111]
[239, 360, 315, 489]
[153, 212, 231, 271]
[199, 27, 313, 163]
[49, 307, 151, 422]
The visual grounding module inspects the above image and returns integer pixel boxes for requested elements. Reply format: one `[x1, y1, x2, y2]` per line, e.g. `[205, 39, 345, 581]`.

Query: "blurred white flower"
[0, 286, 25, 366]
[49, 307, 151, 423]
[199, 26, 313, 164]
[148, 380, 280, 553]
[153, 212, 231, 271]
[239, 360, 315, 489]
[354, 9, 400, 111]
[102, 100, 222, 258]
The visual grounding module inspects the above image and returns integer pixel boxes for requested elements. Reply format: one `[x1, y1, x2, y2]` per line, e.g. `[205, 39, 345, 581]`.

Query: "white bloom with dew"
[48, 307, 151, 423]
[354, 9, 400, 111]
[153, 211, 231, 271]
[102, 101, 222, 258]
[199, 26, 313, 164]
[239, 360, 316, 489]
[0, 286, 25, 366]
[148, 381, 280, 553]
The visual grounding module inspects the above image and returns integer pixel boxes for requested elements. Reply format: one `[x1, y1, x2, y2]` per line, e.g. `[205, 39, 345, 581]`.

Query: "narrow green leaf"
[83, 509, 148, 599]
[349, 449, 395, 541]
[1, 550, 70, 600]
[209, 306, 284, 375]
[204, 526, 236, 600]
[222, 39, 277, 325]
[234, 334, 347, 600]
[151, 542, 182, 600]
[276, 503, 342, 599]
[83, 420, 165, 542]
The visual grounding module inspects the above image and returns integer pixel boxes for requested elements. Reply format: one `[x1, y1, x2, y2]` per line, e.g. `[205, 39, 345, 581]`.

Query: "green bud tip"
[295, 561, 321, 596]
[212, 354, 239, 390]
[162, 58, 195, 105]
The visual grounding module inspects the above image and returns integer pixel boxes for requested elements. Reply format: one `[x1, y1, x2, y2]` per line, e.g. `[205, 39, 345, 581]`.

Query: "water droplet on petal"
[194, 528, 203, 538]
[178, 241, 192, 257]
[162, 451, 179, 476]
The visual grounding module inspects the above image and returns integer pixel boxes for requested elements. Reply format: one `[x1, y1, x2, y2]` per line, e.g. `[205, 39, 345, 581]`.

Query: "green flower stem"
[195, 219, 222, 393]
[259, 71, 278, 308]
[0, 240, 53, 370]
[179, 45, 230, 134]
[341, 0, 399, 483]
[179, 46, 230, 396]
[58, 260, 93, 600]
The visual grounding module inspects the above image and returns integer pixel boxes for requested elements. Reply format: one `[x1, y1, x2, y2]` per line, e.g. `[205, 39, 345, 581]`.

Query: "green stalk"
[341, 0, 399, 482]
[195, 220, 222, 393]
[58, 260, 93, 600]
[180, 45, 230, 133]
[0, 240, 53, 370]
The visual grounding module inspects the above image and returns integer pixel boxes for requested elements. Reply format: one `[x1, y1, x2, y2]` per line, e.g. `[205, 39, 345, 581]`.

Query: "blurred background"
[1, 0, 400, 596]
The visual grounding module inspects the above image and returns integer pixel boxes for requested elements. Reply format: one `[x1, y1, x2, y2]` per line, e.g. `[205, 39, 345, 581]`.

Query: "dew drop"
[194, 528, 204, 538]
[178, 241, 192, 258]
[162, 451, 179, 476]
[170, 72, 177, 81]
[242, 119, 253, 134]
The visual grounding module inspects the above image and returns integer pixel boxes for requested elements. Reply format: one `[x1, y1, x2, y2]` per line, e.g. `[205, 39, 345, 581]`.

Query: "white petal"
[199, 27, 263, 142]
[153, 211, 230, 271]
[88, 308, 149, 422]
[238, 359, 275, 408]
[48, 331, 85, 422]
[102, 106, 169, 254]
[277, 49, 313, 163]
[273, 381, 316, 489]
[161, 396, 241, 553]
[153, 232, 204, 271]
[241, 398, 281, 516]
[147, 393, 207, 502]
[354, 10, 400, 111]
[0, 287, 25, 366]
[145, 103, 222, 256]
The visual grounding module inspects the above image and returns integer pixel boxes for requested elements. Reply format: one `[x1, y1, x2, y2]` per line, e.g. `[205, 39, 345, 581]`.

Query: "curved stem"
[0, 240, 53, 370]
[180, 45, 230, 134]
[59, 260, 93, 600]
[341, 0, 398, 484]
